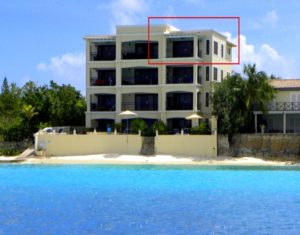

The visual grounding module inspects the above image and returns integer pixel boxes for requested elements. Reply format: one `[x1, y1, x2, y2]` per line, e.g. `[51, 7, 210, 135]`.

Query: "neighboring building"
[84, 25, 235, 131]
[254, 79, 300, 133]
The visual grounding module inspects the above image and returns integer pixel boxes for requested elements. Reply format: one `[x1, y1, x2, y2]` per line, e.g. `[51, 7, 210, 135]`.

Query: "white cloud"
[37, 53, 85, 93]
[98, 0, 149, 33]
[251, 10, 279, 30]
[223, 32, 297, 78]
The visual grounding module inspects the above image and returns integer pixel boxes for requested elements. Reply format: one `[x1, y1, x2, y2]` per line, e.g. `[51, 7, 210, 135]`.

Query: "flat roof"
[269, 79, 300, 90]
[84, 25, 236, 46]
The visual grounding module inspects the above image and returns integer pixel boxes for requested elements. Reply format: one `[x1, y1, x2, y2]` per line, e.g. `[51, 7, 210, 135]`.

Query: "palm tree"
[22, 104, 38, 139]
[243, 64, 276, 131]
[243, 64, 276, 113]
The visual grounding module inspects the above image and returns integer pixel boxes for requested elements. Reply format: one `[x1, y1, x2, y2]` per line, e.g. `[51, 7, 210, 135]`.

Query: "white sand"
[20, 154, 292, 166]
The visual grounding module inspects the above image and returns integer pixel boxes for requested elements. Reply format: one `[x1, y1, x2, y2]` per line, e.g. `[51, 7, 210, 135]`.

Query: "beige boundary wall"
[155, 132, 217, 157]
[35, 133, 142, 156]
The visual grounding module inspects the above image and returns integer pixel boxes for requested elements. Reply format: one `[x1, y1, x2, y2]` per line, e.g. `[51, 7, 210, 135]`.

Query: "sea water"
[0, 164, 300, 234]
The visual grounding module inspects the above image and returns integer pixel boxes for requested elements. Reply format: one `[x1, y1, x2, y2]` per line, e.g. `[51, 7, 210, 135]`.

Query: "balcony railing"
[254, 102, 300, 111]
[91, 78, 115, 86]
[122, 102, 158, 111]
[90, 103, 115, 112]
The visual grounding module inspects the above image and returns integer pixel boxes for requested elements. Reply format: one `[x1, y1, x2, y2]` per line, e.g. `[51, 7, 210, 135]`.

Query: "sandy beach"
[0, 154, 289, 166]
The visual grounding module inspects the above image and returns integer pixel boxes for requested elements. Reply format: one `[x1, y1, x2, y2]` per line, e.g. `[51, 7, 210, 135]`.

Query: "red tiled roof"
[269, 79, 300, 89]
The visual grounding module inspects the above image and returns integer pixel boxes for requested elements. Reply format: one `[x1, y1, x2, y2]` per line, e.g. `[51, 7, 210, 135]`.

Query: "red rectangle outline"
[147, 16, 240, 65]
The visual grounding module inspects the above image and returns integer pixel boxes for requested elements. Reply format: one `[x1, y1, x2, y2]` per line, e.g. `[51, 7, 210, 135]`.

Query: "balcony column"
[193, 35, 198, 58]
[193, 90, 198, 111]
[116, 38, 121, 60]
[283, 112, 286, 133]
[193, 65, 197, 84]
[86, 40, 91, 61]
[161, 66, 166, 85]
[161, 37, 166, 58]
[161, 91, 166, 111]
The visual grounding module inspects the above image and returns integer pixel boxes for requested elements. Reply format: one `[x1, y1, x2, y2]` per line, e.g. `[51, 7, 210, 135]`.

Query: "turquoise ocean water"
[0, 164, 300, 234]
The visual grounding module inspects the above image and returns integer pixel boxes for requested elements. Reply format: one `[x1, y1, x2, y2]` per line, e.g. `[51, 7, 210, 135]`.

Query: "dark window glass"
[206, 40, 210, 55]
[213, 67, 218, 81]
[94, 45, 116, 61]
[167, 66, 193, 84]
[221, 70, 224, 81]
[206, 66, 210, 81]
[214, 41, 218, 55]
[205, 92, 209, 107]
[173, 41, 193, 57]
[197, 66, 202, 84]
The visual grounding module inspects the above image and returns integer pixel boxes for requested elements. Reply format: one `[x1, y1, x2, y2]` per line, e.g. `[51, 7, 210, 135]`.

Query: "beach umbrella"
[185, 114, 203, 120]
[185, 114, 203, 130]
[118, 110, 138, 134]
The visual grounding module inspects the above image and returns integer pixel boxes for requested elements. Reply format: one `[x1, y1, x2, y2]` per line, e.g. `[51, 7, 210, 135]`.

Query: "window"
[197, 66, 202, 84]
[221, 70, 224, 81]
[221, 45, 224, 58]
[205, 92, 209, 107]
[228, 48, 231, 55]
[206, 40, 210, 55]
[198, 39, 202, 57]
[197, 92, 201, 110]
[214, 41, 218, 55]
[206, 66, 210, 81]
[213, 67, 218, 81]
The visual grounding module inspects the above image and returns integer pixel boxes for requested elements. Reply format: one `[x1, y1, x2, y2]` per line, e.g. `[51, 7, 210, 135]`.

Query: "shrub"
[190, 122, 210, 135]
[152, 120, 168, 134]
[0, 148, 22, 156]
[113, 123, 122, 133]
[130, 119, 147, 134]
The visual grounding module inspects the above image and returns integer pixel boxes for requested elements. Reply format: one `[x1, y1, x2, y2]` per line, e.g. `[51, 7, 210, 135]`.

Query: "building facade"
[85, 25, 235, 131]
[254, 79, 300, 133]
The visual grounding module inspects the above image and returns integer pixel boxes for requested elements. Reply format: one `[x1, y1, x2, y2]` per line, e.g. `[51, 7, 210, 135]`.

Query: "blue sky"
[1, 0, 300, 94]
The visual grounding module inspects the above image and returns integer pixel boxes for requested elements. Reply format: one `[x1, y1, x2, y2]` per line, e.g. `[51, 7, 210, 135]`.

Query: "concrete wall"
[218, 134, 300, 158]
[155, 133, 217, 157]
[35, 133, 142, 156]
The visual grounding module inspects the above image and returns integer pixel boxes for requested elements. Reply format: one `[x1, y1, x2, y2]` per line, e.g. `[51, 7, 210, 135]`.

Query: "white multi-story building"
[84, 25, 235, 131]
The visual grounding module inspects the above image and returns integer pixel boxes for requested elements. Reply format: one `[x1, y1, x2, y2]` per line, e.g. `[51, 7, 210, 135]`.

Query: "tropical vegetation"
[212, 64, 276, 141]
[0, 78, 86, 141]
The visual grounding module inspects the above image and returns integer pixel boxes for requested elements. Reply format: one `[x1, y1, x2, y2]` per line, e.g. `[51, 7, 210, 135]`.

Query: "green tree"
[22, 104, 38, 138]
[130, 118, 147, 134]
[242, 64, 276, 131]
[212, 64, 276, 140]
[47, 81, 86, 126]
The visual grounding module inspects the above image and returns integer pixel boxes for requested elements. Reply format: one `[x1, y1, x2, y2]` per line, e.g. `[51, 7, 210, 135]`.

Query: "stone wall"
[0, 141, 32, 150]
[217, 134, 300, 159]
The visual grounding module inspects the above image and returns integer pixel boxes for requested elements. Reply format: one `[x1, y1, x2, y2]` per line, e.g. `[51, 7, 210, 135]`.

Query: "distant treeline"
[0, 78, 86, 141]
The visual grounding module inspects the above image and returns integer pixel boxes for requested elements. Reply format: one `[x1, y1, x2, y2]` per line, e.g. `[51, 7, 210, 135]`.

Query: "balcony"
[122, 94, 158, 111]
[90, 94, 115, 112]
[122, 67, 158, 85]
[166, 66, 193, 84]
[166, 92, 193, 110]
[122, 41, 158, 60]
[90, 43, 116, 61]
[254, 102, 300, 111]
[166, 38, 194, 58]
[90, 69, 116, 86]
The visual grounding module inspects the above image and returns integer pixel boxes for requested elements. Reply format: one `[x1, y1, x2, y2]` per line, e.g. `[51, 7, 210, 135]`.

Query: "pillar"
[193, 35, 198, 58]
[283, 112, 286, 134]
[193, 90, 198, 111]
